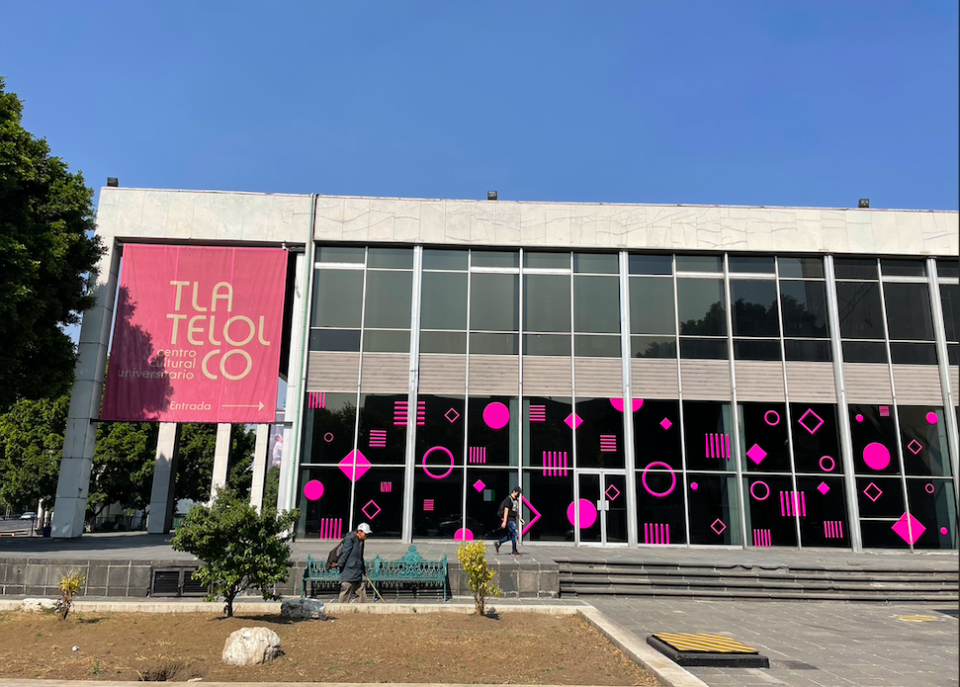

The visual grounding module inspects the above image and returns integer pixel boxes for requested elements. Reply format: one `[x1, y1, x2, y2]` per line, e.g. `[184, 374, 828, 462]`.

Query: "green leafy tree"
[0, 77, 104, 410]
[174, 424, 257, 504]
[170, 488, 299, 617]
[0, 396, 68, 511]
[456, 540, 500, 616]
[87, 421, 160, 523]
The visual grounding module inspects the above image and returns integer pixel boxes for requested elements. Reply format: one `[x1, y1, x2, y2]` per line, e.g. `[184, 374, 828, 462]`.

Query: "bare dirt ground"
[0, 609, 659, 685]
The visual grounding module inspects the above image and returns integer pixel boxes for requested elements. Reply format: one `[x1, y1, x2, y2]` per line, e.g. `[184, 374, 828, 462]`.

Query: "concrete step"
[561, 585, 959, 602]
[559, 575, 956, 591]
[557, 562, 959, 580]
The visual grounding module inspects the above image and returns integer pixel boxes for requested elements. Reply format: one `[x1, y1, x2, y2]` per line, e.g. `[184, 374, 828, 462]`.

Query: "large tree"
[0, 77, 104, 410]
[0, 396, 68, 512]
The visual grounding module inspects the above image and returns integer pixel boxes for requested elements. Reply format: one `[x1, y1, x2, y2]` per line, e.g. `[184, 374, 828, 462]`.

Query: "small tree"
[456, 540, 500, 616]
[56, 570, 86, 620]
[170, 488, 299, 617]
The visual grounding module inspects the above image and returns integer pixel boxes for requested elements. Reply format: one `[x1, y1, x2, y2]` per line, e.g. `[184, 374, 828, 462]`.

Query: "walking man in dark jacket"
[337, 522, 372, 603]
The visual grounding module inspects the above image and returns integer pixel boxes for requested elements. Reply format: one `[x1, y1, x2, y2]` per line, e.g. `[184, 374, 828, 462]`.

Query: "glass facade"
[295, 247, 959, 551]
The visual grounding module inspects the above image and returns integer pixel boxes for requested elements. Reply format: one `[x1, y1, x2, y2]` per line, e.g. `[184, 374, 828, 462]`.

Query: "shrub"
[170, 488, 299, 617]
[56, 571, 86, 620]
[456, 540, 500, 616]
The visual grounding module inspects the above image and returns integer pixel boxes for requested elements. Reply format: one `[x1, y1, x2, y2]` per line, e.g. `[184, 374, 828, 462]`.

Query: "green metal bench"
[301, 545, 448, 600]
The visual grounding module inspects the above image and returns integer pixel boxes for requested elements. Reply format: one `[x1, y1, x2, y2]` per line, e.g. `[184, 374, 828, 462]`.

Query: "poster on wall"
[100, 245, 287, 423]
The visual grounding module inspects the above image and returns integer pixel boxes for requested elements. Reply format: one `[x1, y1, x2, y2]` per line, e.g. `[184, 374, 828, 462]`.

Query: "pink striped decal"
[780, 491, 808, 517]
[824, 521, 844, 539]
[542, 451, 569, 476]
[643, 523, 670, 545]
[752, 529, 772, 547]
[319, 518, 343, 540]
[705, 433, 731, 459]
[308, 392, 326, 409]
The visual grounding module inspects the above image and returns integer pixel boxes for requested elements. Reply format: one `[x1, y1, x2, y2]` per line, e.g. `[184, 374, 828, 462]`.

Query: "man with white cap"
[337, 522, 372, 603]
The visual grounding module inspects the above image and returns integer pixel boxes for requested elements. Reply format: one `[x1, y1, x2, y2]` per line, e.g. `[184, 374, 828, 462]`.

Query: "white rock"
[221, 627, 282, 666]
[72, 646, 79, 652]
[20, 598, 57, 612]
[280, 598, 326, 620]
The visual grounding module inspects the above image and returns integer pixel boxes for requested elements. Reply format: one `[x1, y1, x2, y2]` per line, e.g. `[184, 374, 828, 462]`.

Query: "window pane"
[302, 392, 357, 465]
[880, 258, 925, 278]
[731, 280, 780, 337]
[790, 403, 842, 474]
[850, 404, 901, 475]
[677, 279, 727, 336]
[470, 273, 519, 331]
[472, 250, 519, 268]
[420, 331, 466, 354]
[470, 332, 518, 355]
[524, 333, 571, 356]
[688, 473, 741, 545]
[937, 258, 960, 279]
[941, 284, 960, 341]
[630, 278, 676, 334]
[309, 329, 361, 352]
[574, 335, 621, 357]
[357, 394, 408, 465]
[676, 255, 722, 273]
[524, 252, 570, 270]
[413, 394, 464, 539]
[312, 270, 364, 327]
[575, 397, 626, 469]
[780, 281, 829, 338]
[367, 247, 412, 269]
[907, 479, 958, 550]
[631, 336, 677, 359]
[899, 406, 951, 477]
[317, 246, 365, 263]
[784, 339, 832, 362]
[629, 254, 673, 275]
[837, 282, 884, 339]
[574, 252, 618, 274]
[524, 275, 571, 332]
[574, 276, 620, 333]
[421, 272, 467, 330]
[797, 475, 849, 548]
[362, 329, 410, 353]
[468, 396, 519, 467]
[351, 467, 404, 539]
[364, 270, 412, 329]
[841, 341, 888, 364]
[949, 344, 959, 366]
[680, 337, 728, 360]
[778, 257, 824, 279]
[883, 283, 934, 340]
[834, 258, 878, 280]
[423, 249, 467, 271]
[743, 476, 798, 547]
[733, 339, 781, 361]
[683, 401, 735, 472]
[890, 342, 938, 365]
[740, 402, 790, 472]
[729, 256, 775, 273]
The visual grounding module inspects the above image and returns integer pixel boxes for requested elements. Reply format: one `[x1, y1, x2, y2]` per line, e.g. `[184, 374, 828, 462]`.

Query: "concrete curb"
[0, 682, 611, 687]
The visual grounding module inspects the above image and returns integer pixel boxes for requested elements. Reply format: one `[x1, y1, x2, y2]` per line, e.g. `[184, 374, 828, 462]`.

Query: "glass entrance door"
[577, 472, 628, 544]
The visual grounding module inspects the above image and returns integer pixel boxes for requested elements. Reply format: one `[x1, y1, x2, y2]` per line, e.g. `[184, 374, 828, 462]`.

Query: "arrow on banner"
[520, 496, 541, 536]
[223, 402, 265, 411]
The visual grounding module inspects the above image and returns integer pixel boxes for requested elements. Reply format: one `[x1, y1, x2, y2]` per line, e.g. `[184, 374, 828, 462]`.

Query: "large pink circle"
[422, 446, 455, 479]
[303, 480, 324, 501]
[926, 412, 939, 425]
[610, 398, 644, 412]
[941, 527, 949, 536]
[483, 402, 510, 430]
[454, 528, 474, 541]
[567, 499, 598, 529]
[641, 462, 677, 497]
[862, 442, 891, 470]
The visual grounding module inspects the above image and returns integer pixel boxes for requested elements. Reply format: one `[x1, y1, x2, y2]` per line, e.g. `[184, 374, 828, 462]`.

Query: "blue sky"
[2, 1, 957, 212]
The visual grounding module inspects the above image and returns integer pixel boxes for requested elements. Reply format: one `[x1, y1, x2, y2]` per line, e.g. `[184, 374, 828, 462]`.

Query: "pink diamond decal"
[746, 444, 768, 466]
[892, 513, 926, 545]
[711, 519, 727, 535]
[797, 408, 824, 435]
[339, 450, 371, 482]
[444, 407, 460, 423]
[565, 413, 583, 430]
[907, 439, 923, 455]
[473, 479, 486, 492]
[863, 482, 883, 502]
[817, 482, 830, 495]
[605, 484, 621, 501]
[660, 417, 673, 431]
[361, 499, 381, 520]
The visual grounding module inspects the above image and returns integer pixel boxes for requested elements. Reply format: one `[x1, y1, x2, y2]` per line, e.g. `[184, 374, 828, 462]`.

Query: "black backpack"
[325, 537, 345, 570]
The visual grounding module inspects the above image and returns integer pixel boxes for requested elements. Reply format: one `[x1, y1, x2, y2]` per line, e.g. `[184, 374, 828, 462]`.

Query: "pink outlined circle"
[855, 414, 864, 423]
[941, 527, 949, 536]
[750, 481, 771, 501]
[422, 446, 455, 480]
[764, 410, 781, 426]
[567, 499, 598, 528]
[925, 483, 936, 494]
[819, 455, 836, 472]
[690, 482, 699, 491]
[926, 411, 939, 425]
[641, 462, 677, 498]
[483, 402, 510, 430]
[323, 432, 334, 443]
[863, 442, 891, 470]
[303, 480, 324, 501]
[454, 528, 474, 541]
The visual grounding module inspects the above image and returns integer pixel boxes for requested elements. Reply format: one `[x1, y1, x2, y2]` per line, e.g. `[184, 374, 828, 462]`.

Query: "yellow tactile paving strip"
[653, 632, 759, 654]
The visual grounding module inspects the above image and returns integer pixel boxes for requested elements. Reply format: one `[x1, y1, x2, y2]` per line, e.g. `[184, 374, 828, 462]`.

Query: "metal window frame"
[927, 258, 960, 509]
[724, 255, 748, 548]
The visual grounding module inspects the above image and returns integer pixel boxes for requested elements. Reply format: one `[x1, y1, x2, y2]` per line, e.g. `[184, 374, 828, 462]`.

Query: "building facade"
[54, 189, 960, 552]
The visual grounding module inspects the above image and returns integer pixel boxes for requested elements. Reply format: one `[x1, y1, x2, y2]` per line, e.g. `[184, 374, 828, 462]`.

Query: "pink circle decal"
[454, 528, 474, 541]
[610, 398, 644, 412]
[303, 480, 324, 501]
[925, 483, 935, 494]
[941, 527, 949, 536]
[926, 411, 939, 425]
[750, 481, 771, 501]
[566, 499, 598, 529]
[323, 432, 334, 443]
[641, 462, 677, 498]
[764, 410, 781, 426]
[690, 482, 699, 491]
[855, 414, 864, 423]
[819, 455, 836, 472]
[483, 402, 510, 430]
[862, 442, 891, 471]
[422, 446, 455, 479]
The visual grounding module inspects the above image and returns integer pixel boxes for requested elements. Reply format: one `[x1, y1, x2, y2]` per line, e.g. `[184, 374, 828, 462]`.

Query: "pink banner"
[101, 245, 287, 423]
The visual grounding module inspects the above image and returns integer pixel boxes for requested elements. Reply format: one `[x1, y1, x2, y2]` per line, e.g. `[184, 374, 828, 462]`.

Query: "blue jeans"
[497, 520, 518, 553]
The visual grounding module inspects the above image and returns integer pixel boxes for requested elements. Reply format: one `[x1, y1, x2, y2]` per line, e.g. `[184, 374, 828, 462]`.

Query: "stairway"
[556, 559, 959, 602]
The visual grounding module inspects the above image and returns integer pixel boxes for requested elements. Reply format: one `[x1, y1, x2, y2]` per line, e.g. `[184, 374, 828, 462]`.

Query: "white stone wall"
[97, 188, 959, 256]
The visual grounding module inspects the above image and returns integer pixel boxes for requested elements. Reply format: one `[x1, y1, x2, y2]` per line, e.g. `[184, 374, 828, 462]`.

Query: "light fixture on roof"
[487, 191, 498, 201]
[107, 177, 119, 187]
[858, 198, 869, 208]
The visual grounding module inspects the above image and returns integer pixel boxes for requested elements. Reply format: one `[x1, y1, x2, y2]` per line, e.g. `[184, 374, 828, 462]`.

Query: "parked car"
[19, 512, 37, 520]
